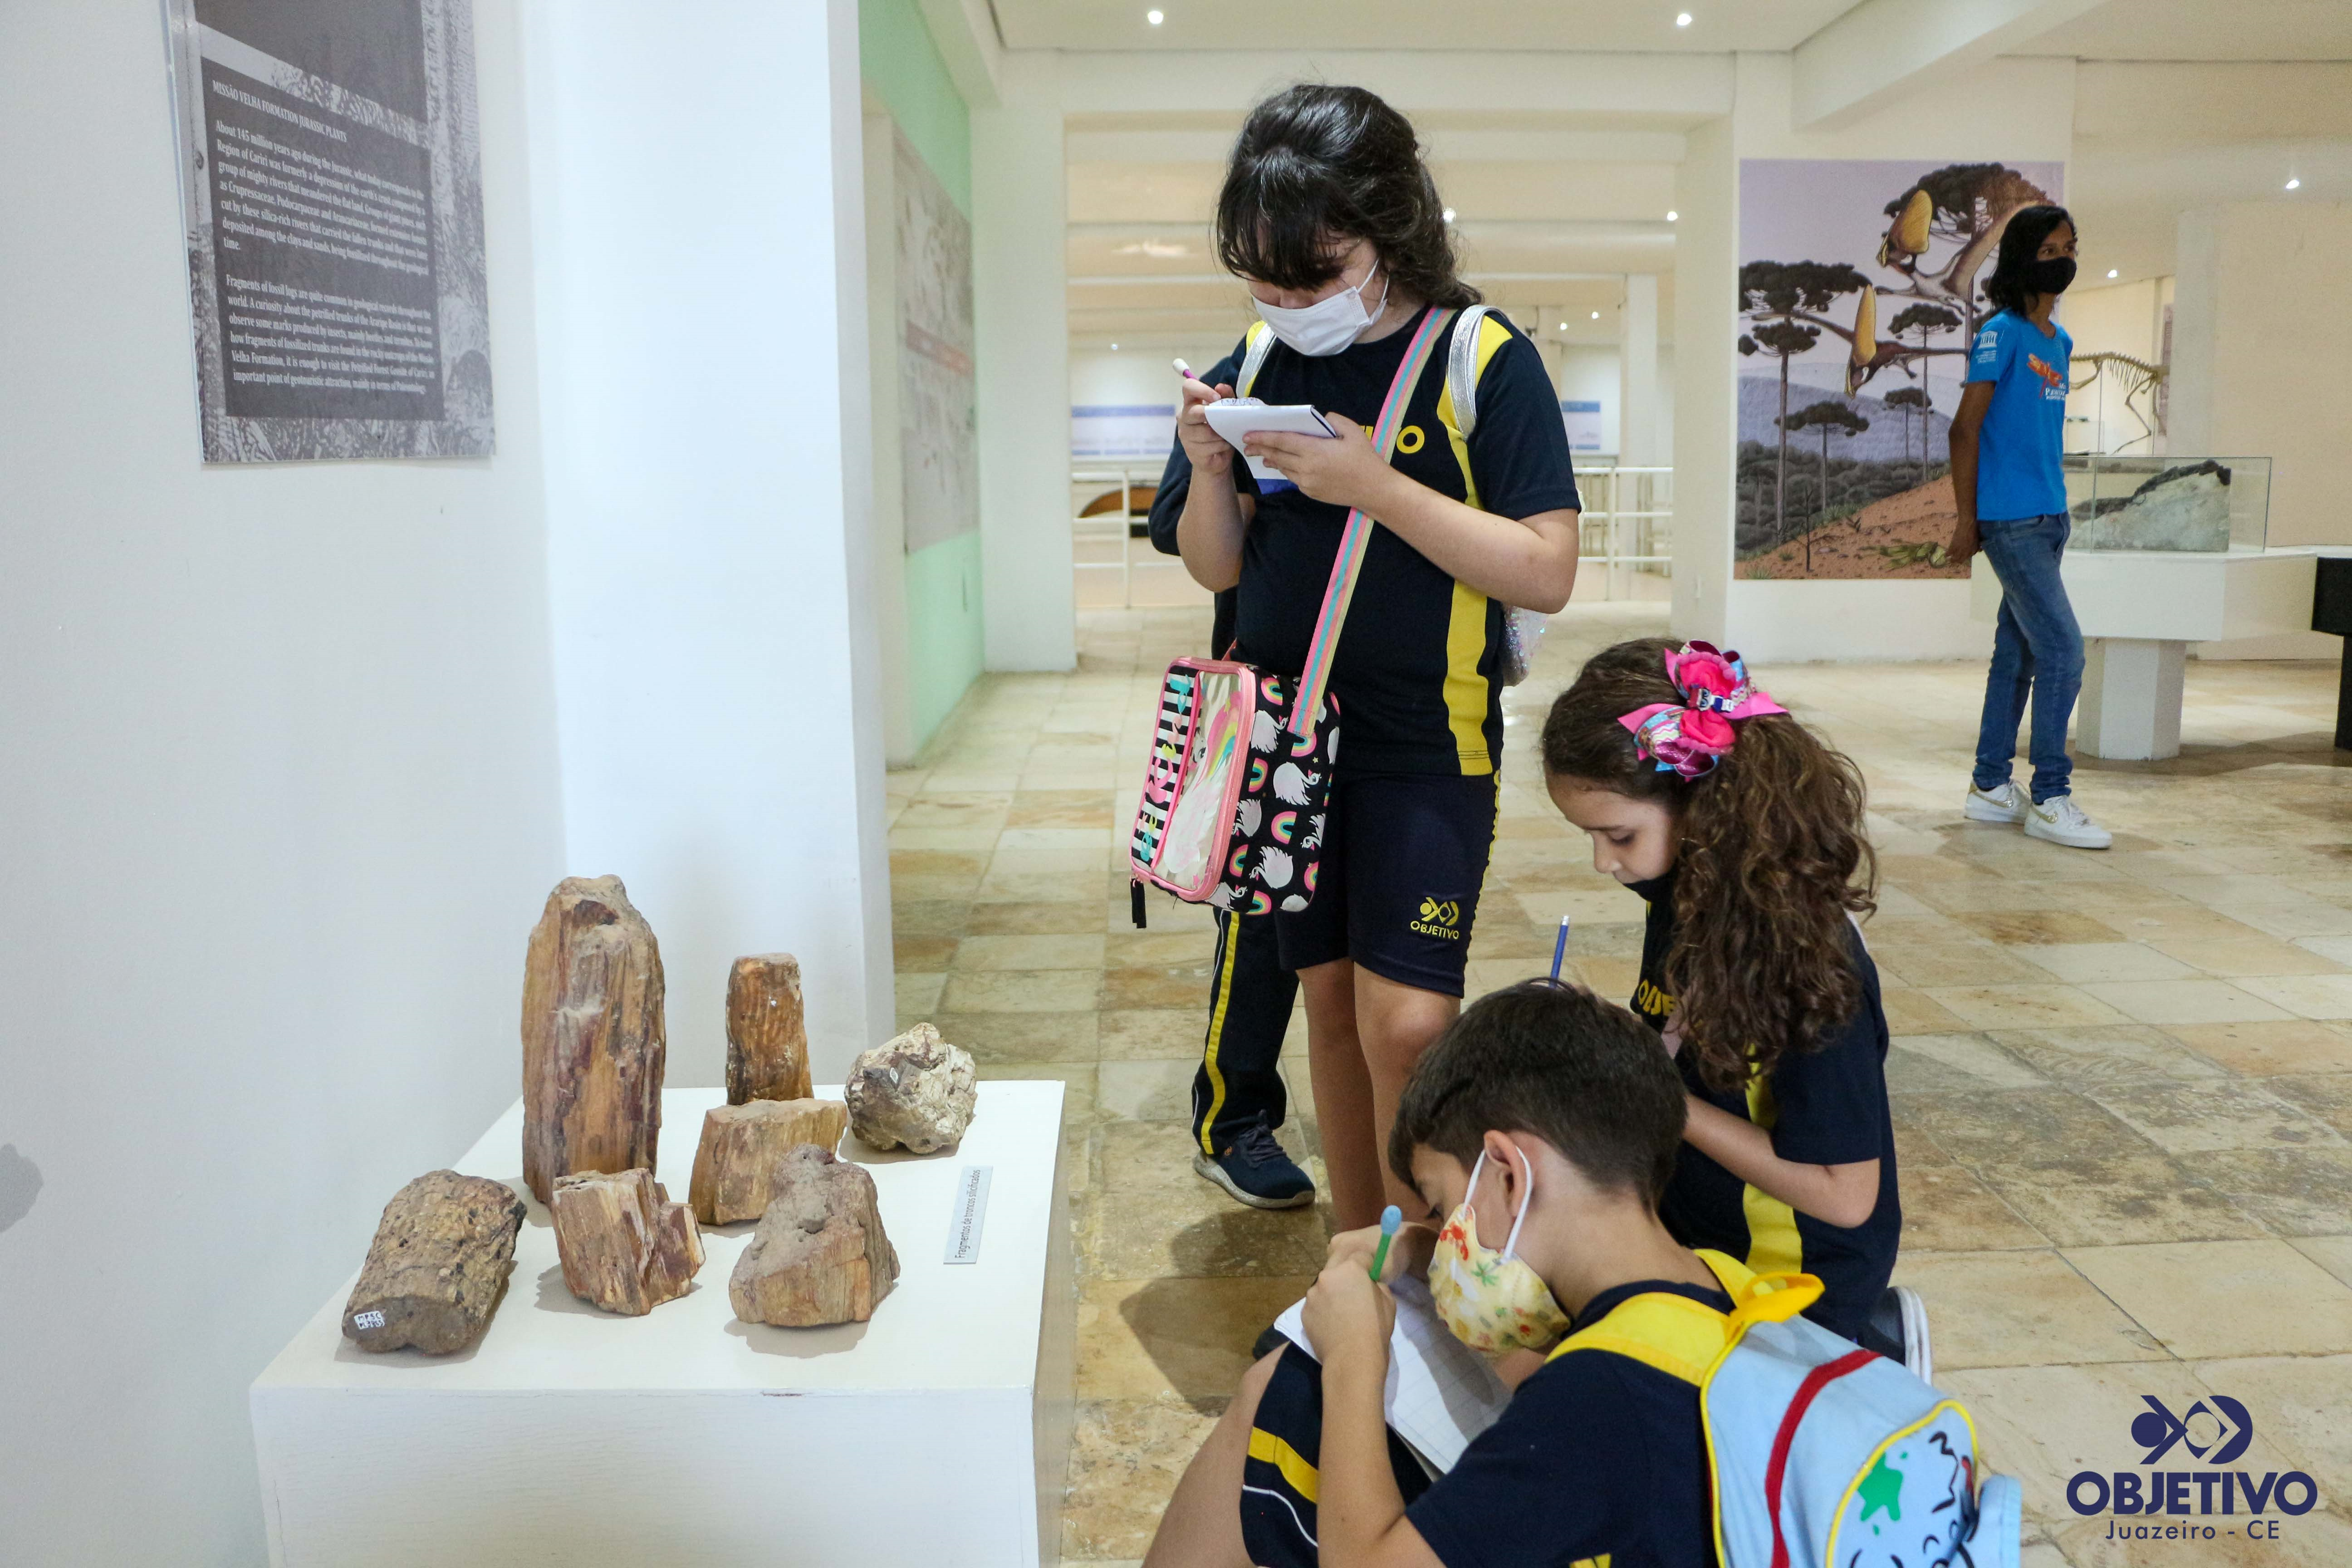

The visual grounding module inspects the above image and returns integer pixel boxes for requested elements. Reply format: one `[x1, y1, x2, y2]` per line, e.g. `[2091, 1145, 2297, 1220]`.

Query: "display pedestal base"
[2078, 637, 2187, 760]
[250, 1083, 1073, 1568]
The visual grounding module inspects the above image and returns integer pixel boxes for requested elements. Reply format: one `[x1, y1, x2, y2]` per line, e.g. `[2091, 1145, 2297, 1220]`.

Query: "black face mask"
[2024, 255, 2077, 298]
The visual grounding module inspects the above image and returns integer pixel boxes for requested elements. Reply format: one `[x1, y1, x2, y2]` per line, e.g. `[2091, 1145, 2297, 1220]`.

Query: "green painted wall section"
[862, 0, 980, 754]
[904, 531, 986, 748]
[860, 0, 971, 216]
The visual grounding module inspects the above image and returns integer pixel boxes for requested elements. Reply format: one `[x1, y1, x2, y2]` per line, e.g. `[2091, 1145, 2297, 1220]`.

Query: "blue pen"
[1550, 915, 1572, 981]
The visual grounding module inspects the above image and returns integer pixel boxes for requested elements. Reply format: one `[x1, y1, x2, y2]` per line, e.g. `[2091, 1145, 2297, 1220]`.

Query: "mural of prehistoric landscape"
[1736, 158, 2065, 579]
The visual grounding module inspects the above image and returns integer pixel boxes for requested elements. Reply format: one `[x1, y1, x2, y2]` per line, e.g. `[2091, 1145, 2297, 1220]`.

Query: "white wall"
[0, 3, 564, 1562]
[865, 103, 917, 765]
[523, 0, 894, 1083]
[2061, 276, 2171, 457]
[1558, 345, 1623, 456]
[973, 53, 1076, 671]
[1680, 51, 2075, 662]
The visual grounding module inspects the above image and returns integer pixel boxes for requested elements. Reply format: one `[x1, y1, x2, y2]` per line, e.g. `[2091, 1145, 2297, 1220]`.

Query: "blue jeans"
[1972, 512, 2082, 804]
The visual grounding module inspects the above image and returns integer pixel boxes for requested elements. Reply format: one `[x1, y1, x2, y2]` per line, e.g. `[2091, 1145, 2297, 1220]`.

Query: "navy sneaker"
[1193, 1113, 1316, 1210]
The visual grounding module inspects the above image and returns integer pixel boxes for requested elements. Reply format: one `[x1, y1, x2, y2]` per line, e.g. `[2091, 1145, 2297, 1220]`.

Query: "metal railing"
[1574, 461, 1674, 601]
[1071, 459, 1674, 608]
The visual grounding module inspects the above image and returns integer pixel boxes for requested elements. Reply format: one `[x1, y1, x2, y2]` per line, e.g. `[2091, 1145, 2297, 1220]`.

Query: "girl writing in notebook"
[1539, 639, 1926, 1373]
[1174, 83, 1582, 1230]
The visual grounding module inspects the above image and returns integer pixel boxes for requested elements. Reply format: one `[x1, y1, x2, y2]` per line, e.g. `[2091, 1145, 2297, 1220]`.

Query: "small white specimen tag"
[944, 1165, 992, 1265]
[352, 1310, 386, 1330]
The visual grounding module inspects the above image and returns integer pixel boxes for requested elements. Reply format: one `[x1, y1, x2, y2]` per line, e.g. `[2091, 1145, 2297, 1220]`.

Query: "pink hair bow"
[1617, 641, 1786, 779]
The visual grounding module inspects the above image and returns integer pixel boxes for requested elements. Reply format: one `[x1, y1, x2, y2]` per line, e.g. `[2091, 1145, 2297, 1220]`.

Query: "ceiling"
[1047, 5, 2352, 351]
[1004, 0, 2352, 59]
[997, 0, 1857, 54]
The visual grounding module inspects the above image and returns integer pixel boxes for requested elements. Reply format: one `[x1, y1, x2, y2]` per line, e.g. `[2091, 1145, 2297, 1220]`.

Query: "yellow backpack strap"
[1236, 321, 1275, 398]
[1544, 1289, 1730, 1387]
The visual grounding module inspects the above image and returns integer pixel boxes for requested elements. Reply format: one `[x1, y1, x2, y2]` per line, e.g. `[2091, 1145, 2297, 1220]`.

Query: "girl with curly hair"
[1540, 639, 1923, 1367]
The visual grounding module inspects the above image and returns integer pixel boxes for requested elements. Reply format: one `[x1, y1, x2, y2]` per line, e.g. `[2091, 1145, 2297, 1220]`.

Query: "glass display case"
[2062, 454, 2271, 553]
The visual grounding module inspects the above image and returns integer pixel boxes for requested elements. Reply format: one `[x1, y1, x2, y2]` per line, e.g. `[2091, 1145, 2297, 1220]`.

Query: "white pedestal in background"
[251, 1082, 1073, 1568]
[1972, 546, 2317, 762]
[2077, 637, 2186, 760]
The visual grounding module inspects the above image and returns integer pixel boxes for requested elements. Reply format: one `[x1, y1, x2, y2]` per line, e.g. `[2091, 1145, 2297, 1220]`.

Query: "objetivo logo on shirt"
[1409, 897, 1461, 940]
[2068, 1394, 2320, 1546]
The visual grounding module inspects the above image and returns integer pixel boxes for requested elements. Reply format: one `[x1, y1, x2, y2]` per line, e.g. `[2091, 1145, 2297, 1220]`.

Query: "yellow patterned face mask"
[1426, 1146, 1572, 1354]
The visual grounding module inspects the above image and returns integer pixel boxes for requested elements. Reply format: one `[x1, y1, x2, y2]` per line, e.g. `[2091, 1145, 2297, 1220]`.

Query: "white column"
[864, 109, 916, 765]
[1669, 115, 1734, 644]
[2077, 637, 2187, 761]
[1619, 272, 1661, 466]
[524, 0, 894, 1080]
[972, 54, 1075, 672]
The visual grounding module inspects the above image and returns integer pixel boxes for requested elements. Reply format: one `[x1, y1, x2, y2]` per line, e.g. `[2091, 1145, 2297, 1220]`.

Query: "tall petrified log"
[728, 1145, 900, 1327]
[344, 1171, 527, 1355]
[688, 1098, 850, 1225]
[522, 876, 666, 1204]
[551, 1168, 702, 1316]
[726, 953, 811, 1104]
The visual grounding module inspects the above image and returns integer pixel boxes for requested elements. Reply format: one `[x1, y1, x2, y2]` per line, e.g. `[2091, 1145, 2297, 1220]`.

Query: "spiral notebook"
[1271, 1274, 1512, 1473]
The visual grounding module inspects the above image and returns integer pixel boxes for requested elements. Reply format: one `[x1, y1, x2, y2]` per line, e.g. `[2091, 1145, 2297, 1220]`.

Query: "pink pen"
[1173, 358, 1196, 380]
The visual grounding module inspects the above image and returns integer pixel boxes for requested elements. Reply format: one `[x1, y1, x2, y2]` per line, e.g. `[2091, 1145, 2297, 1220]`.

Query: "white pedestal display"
[251, 1082, 1074, 1568]
[1970, 547, 2317, 762]
[2077, 637, 2186, 761]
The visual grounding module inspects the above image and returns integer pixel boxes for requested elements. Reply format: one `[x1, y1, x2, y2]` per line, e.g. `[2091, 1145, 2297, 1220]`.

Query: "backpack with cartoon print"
[1699, 1269, 2021, 1568]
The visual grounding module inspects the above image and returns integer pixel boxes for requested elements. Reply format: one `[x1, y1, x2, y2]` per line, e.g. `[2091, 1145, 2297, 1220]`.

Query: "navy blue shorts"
[1242, 1344, 1433, 1567]
[1274, 771, 1499, 996]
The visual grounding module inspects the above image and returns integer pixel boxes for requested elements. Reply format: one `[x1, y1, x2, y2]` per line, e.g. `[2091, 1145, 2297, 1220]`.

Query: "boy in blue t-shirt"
[1142, 982, 1747, 1568]
[1950, 202, 2112, 851]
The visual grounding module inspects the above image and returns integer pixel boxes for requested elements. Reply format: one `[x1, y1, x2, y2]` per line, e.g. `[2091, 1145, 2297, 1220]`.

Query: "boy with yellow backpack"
[1143, 981, 2018, 1568]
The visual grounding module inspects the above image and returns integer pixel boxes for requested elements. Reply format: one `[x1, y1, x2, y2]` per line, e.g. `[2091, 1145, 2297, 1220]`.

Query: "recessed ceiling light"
[2107, 269, 2119, 279]
[1147, 8, 1163, 24]
[1443, 207, 1456, 223]
[2285, 177, 2301, 190]
[1559, 322, 1569, 330]
[1666, 210, 1678, 222]
[1591, 310, 1601, 319]
[1676, 11, 1693, 25]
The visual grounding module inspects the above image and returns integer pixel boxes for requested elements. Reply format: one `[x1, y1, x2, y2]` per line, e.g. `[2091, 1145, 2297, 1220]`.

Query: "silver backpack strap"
[1236, 323, 1277, 397]
[1446, 304, 1494, 438]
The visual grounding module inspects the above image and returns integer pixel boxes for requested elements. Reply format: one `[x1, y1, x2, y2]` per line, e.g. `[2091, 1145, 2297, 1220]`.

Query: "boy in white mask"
[1144, 981, 1753, 1568]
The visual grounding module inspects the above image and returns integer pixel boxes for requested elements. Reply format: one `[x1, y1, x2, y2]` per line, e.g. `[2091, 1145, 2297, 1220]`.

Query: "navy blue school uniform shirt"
[1406, 1278, 1730, 1568]
[1221, 308, 1580, 776]
[1627, 871, 1901, 1342]
[1146, 349, 1245, 656]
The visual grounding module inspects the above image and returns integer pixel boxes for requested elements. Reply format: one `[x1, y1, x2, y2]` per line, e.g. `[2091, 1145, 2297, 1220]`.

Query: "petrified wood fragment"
[725, 953, 811, 1104]
[728, 1145, 899, 1327]
[688, 1098, 850, 1225]
[522, 875, 666, 1204]
[844, 1022, 976, 1155]
[343, 1171, 527, 1354]
[550, 1168, 702, 1316]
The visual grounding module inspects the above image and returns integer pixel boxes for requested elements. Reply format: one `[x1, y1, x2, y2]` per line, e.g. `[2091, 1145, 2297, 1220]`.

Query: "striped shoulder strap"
[1237, 321, 1276, 397]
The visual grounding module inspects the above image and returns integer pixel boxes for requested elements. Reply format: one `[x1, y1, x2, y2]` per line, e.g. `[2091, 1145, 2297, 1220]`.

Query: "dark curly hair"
[1983, 203, 2076, 316]
[1215, 83, 1479, 311]
[1540, 639, 1877, 1093]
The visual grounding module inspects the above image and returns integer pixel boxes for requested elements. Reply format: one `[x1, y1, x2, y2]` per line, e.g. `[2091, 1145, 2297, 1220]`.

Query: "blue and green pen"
[1367, 1204, 1402, 1281]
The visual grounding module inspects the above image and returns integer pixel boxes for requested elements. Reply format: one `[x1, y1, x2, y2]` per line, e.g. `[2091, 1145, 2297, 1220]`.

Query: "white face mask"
[1252, 260, 1390, 358]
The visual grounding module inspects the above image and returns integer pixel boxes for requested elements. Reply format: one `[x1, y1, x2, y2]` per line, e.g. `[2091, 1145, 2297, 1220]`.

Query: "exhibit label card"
[162, 0, 495, 461]
[944, 1166, 992, 1265]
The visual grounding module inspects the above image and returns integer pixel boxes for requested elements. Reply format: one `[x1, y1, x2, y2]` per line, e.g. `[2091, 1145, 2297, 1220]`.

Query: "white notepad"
[1200, 399, 1337, 482]
[1272, 1274, 1512, 1473]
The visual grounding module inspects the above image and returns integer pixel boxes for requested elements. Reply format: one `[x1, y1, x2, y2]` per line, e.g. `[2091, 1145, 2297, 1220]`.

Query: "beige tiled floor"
[884, 603, 2352, 1564]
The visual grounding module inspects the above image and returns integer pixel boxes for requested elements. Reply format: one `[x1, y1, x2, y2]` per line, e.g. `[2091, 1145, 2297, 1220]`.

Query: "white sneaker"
[2024, 794, 2113, 850]
[1964, 780, 2027, 824]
